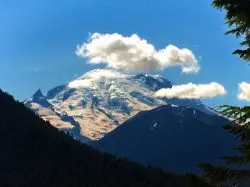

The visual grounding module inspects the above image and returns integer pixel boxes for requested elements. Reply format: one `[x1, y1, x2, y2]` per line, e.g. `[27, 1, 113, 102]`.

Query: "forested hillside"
[0, 89, 208, 187]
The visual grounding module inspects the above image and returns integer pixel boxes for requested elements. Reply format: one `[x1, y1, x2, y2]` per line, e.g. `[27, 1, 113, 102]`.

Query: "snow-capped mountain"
[25, 69, 214, 142]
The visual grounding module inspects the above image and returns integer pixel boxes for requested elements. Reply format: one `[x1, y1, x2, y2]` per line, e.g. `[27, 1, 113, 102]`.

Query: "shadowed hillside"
[0, 89, 210, 187]
[94, 105, 238, 174]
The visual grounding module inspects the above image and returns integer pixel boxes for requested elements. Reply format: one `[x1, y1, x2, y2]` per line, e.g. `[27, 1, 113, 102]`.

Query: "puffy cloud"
[76, 33, 200, 73]
[238, 82, 250, 101]
[155, 82, 226, 99]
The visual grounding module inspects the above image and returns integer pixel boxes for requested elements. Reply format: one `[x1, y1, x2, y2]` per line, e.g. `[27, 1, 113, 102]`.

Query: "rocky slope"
[25, 69, 213, 142]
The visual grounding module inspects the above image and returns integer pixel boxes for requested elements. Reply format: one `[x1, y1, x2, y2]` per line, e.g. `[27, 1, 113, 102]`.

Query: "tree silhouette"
[0, 89, 206, 187]
[200, 0, 250, 186]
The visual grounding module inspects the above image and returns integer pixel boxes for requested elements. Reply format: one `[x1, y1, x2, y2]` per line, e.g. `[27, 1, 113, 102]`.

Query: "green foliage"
[185, 173, 216, 187]
[213, 0, 250, 60]
[199, 1, 250, 186]
[200, 105, 250, 186]
[0, 89, 207, 187]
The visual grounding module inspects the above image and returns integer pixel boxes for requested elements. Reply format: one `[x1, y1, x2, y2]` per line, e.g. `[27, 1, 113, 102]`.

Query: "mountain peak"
[133, 73, 172, 91]
[26, 68, 211, 141]
[32, 89, 44, 99]
[136, 73, 163, 79]
[68, 69, 128, 89]
[29, 89, 51, 108]
[68, 69, 172, 90]
[79, 68, 128, 79]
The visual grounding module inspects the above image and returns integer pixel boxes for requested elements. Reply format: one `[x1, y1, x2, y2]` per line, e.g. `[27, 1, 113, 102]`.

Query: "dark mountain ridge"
[93, 104, 239, 174]
[0, 89, 208, 187]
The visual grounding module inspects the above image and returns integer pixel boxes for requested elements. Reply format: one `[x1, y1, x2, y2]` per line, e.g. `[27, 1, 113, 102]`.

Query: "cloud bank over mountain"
[76, 33, 200, 73]
[74, 32, 228, 101]
[68, 69, 127, 88]
[155, 82, 226, 99]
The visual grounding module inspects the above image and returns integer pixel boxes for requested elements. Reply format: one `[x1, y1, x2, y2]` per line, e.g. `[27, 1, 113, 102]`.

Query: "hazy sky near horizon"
[1, 0, 250, 106]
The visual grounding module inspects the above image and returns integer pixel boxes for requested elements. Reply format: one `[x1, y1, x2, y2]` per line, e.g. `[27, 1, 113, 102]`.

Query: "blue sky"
[1, 0, 250, 106]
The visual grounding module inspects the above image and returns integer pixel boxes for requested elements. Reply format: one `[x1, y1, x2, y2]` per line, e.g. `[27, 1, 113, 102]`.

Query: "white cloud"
[155, 82, 226, 99]
[238, 82, 250, 101]
[68, 69, 127, 88]
[76, 33, 200, 73]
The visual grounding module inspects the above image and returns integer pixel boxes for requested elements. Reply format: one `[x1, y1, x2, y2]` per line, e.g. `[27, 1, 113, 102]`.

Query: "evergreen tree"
[200, 0, 250, 186]
[212, 0, 250, 61]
